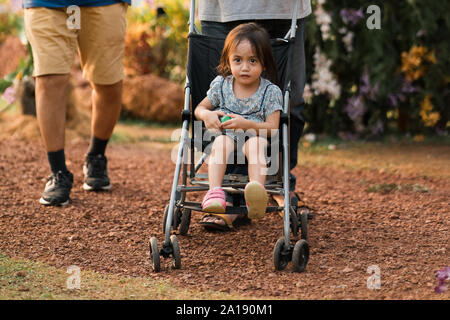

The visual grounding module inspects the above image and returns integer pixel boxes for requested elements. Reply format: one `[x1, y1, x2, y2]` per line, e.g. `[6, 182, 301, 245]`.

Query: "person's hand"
[203, 110, 225, 132]
[220, 114, 250, 131]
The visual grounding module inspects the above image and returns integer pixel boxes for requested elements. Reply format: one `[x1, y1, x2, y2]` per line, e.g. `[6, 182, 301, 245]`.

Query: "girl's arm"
[194, 97, 225, 132]
[221, 111, 280, 136]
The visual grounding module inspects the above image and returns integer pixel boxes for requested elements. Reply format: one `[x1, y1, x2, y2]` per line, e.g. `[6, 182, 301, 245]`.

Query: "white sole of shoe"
[244, 181, 268, 220]
[83, 183, 111, 191]
[39, 197, 69, 206]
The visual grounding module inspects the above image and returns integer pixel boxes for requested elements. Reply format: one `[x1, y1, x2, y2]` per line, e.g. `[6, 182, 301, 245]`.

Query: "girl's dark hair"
[217, 23, 278, 85]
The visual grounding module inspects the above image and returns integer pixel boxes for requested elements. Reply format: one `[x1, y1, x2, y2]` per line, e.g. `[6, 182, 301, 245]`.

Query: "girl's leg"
[243, 136, 268, 184]
[243, 136, 269, 220]
[208, 135, 236, 189]
[201, 135, 238, 224]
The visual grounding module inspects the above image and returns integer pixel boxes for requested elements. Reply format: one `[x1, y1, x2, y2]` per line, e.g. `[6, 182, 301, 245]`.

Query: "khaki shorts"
[24, 3, 127, 85]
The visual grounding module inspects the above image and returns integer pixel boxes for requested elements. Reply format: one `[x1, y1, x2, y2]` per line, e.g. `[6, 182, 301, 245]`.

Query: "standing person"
[23, 0, 130, 206]
[198, 0, 311, 207]
[195, 23, 282, 231]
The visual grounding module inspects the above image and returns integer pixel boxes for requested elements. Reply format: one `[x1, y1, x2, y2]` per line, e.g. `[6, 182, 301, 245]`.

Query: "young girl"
[194, 23, 283, 231]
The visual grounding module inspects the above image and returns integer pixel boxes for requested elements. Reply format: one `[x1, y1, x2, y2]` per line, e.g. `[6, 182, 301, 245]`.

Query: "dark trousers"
[201, 19, 306, 191]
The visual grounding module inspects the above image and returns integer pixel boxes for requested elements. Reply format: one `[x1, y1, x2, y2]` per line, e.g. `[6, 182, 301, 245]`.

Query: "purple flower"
[345, 95, 366, 121]
[1, 86, 16, 105]
[434, 266, 450, 294]
[401, 78, 417, 94]
[388, 94, 398, 107]
[360, 72, 378, 100]
[416, 30, 426, 37]
[436, 266, 450, 281]
[340, 8, 364, 26]
[371, 120, 384, 135]
[435, 283, 447, 294]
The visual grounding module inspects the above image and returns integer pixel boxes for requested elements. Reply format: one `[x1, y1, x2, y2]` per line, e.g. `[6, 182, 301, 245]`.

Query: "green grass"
[366, 183, 430, 194]
[110, 131, 175, 144]
[0, 252, 247, 300]
[118, 117, 181, 129]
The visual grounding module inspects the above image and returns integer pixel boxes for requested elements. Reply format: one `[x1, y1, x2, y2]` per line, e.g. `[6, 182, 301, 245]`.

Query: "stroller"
[149, 0, 311, 272]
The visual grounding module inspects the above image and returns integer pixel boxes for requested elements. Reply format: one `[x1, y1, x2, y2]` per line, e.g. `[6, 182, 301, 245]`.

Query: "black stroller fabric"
[187, 33, 292, 177]
[187, 33, 292, 118]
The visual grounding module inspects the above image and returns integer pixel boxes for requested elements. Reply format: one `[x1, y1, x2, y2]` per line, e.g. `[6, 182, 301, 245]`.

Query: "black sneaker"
[82, 154, 111, 191]
[39, 170, 73, 206]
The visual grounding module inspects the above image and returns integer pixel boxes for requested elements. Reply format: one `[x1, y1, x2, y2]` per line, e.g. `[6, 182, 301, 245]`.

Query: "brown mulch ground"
[0, 138, 448, 299]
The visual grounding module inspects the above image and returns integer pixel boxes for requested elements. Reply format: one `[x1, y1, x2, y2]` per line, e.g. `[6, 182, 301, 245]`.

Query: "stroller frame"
[149, 0, 310, 273]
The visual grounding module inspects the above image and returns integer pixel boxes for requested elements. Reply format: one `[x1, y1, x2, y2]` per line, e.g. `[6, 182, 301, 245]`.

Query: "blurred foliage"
[125, 0, 190, 83]
[0, 2, 33, 95]
[1, 0, 449, 137]
[304, 0, 450, 138]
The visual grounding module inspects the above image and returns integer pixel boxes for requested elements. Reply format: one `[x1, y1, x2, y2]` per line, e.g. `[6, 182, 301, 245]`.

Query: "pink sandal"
[202, 187, 226, 213]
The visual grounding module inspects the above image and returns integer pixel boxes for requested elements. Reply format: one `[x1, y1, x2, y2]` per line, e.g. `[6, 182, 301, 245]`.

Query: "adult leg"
[35, 75, 70, 153]
[91, 81, 123, 140]
[78, 3, 127, 191]
[35, 74, 74, 206]
[24, 7, 77, 205]
[287, 19, 307, 191]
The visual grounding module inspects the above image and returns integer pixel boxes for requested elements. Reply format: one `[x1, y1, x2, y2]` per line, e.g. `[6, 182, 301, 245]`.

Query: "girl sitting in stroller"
[194, 22, 283, 230]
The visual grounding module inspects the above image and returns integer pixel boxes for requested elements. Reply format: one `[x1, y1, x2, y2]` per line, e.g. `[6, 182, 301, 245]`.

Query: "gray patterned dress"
[207, 75, 283, 143]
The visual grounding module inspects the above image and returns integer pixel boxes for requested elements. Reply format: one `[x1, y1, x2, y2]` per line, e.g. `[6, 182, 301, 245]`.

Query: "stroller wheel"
[149, 237, 161, 272]
[170, 235, 181, 269]
[273, 237, 290, 271]
[178, 208, 191, 236]
[300, 211, 308, 240]
[292, 239, 309, 273]
[289, 207, 299, 237]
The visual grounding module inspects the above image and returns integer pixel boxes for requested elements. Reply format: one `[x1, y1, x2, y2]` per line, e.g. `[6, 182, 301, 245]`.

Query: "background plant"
[1, 0, 449, 138]
[304, 0, 450, 138]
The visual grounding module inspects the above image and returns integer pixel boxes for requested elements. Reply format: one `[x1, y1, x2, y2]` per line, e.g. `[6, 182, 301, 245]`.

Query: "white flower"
[303, 83, 313, 103]
[342, 31, 354, 52]
[311, 48, 341, 100]
[304, 133, 316, 143]
[314, 3, 332, 41]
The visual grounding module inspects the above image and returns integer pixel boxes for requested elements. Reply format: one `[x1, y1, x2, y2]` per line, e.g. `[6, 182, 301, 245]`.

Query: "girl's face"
[228, 40, 263, 87]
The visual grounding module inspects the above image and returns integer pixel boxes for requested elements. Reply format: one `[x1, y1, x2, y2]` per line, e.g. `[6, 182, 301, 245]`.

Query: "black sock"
[47, 149, 68, 174]
[87, 136, 109, 157]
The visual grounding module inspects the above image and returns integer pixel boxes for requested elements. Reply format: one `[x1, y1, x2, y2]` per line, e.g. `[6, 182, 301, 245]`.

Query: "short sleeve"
[263, 84, 283, 119]
[206, 75, 224, 107]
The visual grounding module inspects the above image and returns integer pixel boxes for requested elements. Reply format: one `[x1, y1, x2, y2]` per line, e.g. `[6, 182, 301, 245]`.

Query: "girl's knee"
[242, 136, 268, 154]
[212, 135, 235, 153]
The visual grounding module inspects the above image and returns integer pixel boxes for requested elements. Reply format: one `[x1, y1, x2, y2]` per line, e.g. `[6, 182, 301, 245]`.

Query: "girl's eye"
[250, 59, 257, 63]
[233, 57, 241, 62]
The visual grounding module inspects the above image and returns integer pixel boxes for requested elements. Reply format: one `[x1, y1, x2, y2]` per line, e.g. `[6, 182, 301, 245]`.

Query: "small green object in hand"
[221, 115, 232, 123]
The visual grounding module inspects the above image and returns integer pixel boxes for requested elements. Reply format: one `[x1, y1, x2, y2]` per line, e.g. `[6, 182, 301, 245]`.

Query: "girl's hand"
[203, 110, 225, 132]
[220, 114, 249, 131]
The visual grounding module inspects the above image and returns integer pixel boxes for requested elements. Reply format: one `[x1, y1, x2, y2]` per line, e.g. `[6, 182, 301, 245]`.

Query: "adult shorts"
[24, 2, 127, 85]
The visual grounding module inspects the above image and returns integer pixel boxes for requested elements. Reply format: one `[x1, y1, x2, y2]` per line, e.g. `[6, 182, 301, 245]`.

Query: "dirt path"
[0, 138, 448, 299]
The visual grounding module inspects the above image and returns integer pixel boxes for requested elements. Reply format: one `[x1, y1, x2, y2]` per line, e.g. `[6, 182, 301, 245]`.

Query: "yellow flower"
[425, 51, 437, 64]
[401, 46, 436, 81]
[419, 95, 440, 127]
